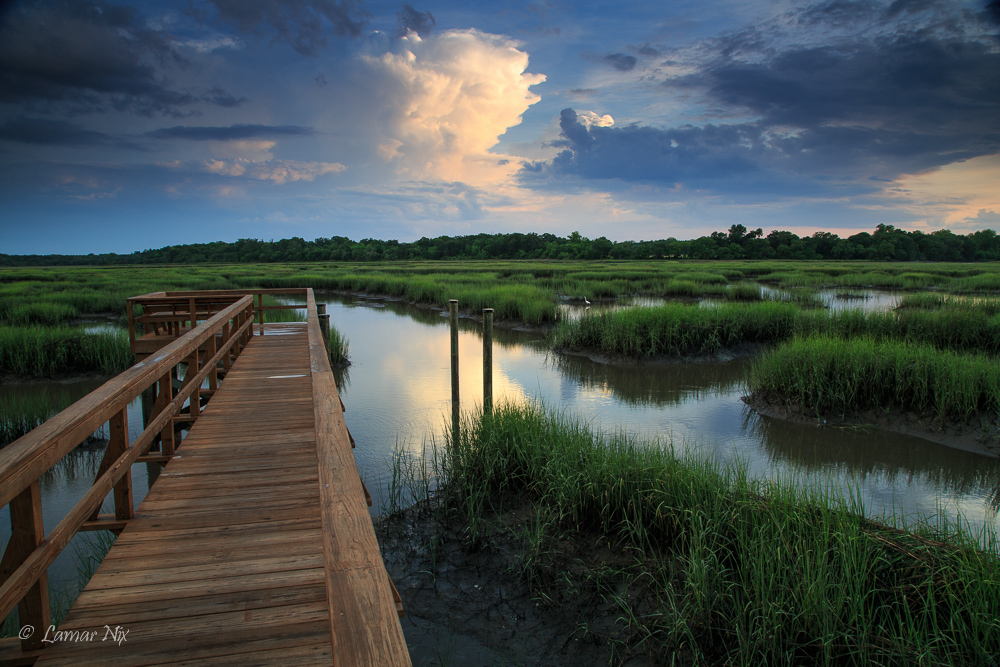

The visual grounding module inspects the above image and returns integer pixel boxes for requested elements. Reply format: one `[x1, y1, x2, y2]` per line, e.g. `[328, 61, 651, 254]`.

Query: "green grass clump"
[0, 326, 133, 378]
[442, 402, 1000, 666]
[555, 298, 1000, 358]
[551, 301, 800, 358]
[748, 335, 1000, 422]
[327, 324, 350, 366]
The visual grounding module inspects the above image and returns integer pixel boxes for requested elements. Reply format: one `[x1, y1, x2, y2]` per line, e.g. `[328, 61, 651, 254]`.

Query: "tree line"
[3, 224, 999, 266]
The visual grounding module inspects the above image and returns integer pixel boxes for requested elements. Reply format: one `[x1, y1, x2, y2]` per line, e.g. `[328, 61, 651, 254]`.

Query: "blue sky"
[1, 0, 998, 254]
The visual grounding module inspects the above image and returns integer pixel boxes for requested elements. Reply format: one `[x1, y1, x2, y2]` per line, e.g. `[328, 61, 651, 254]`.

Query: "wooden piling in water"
[449, 299, 459, 442]
[483, 308, 493, 415]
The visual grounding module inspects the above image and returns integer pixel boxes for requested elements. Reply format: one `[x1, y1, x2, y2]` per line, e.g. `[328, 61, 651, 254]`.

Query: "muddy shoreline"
[743, 394, 1000, 458]
[377, 498, 658, 667]
[555, 342, 769, 366]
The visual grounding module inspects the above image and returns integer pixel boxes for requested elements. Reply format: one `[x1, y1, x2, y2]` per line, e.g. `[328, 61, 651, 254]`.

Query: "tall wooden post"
[449, 300, 459, 444]
[483, 308, 493, 415]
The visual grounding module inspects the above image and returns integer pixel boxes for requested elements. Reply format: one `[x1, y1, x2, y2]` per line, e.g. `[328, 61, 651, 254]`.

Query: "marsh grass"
[326, 323, 350, 366]
[0, 326, 133, 377]
[748, 335, 1000, 423]
[435, 402, 1000, 666]
[554, 299, 1000, 359]
[3, 260, 1000, 377]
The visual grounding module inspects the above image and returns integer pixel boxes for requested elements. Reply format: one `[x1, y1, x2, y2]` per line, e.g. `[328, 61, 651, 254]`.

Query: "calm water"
[318, 292, 999, 543]
[3, 289, 999, 599]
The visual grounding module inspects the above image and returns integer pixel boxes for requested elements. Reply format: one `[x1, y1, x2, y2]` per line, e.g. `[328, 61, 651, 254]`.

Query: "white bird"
[583, 297, 591, 305]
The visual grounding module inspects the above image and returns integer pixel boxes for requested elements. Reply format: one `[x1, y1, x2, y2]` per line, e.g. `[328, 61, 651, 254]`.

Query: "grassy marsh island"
[381, 403, 1000, 666]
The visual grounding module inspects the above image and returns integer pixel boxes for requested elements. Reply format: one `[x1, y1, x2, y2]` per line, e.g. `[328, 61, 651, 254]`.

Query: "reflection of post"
[483, 308, 493, 415]
[449, 299, 459, 443]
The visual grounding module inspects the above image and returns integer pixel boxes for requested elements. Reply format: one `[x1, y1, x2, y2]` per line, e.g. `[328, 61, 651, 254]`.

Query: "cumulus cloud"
[199, 0, 369, 56]
[361, 30, 545, 182]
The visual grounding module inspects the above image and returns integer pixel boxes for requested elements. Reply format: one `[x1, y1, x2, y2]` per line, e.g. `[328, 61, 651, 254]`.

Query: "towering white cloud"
[362, 29, 545, 183]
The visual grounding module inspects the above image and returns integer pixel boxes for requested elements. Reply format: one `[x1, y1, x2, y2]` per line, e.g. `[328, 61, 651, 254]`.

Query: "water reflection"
[316, 291, 1000, 542]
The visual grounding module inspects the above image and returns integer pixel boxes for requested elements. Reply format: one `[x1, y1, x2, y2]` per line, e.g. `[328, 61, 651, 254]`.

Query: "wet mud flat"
[743, 394, 1000, 458]
[377, 499, 674, 667]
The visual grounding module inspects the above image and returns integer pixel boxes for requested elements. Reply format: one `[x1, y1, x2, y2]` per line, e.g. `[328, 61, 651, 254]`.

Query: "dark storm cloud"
[986, 0, 1000, 25]
[603, 53, 637, 71]
[0, 1, 241, 117]
[202, 0, 369, 56]
[531, 0, 1000, 195]
[0, 116, 111, 145]
[533, 108, 763, 184]
[397, 4, 435, 37]
[147, 124, 316, 140]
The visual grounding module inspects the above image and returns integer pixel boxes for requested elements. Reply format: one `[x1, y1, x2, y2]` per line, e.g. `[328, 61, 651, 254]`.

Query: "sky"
[0, 0, 998, 254]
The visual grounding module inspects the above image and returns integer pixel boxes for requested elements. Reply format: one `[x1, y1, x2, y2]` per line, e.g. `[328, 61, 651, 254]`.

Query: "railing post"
[483, 308, 493, 415]
[110, 408, 134, 523]
[257, 292, 264, 336]
[159, 373, 175, 456]
[126, 297, 136, 352]
[318, 303, 330, 342]
[0, 481, 50, 651]
[222, 321, 232, 374]
[188, 297, 197, 332]
[206, 327, 218, 391]
[449, 300, 459, 444]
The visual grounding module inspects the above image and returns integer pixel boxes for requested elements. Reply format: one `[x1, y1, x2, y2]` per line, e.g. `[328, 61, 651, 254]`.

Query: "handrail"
[305, 288, 410, 664]
[0, 295, 255, 649]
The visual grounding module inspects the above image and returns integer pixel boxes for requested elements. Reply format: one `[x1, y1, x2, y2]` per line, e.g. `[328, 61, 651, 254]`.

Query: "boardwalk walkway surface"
[0, 291, 409, 667]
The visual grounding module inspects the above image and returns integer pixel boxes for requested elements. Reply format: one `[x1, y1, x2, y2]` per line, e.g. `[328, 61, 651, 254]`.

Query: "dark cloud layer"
[147, 124, 316, 141]
[529, 0, 1000, 195]
[603, 53, 637, 71]
[0, 116, 111, 145]
[202, 0, 368, 56]
[0, 1, 241, 117]
[398, 4, 435, 37]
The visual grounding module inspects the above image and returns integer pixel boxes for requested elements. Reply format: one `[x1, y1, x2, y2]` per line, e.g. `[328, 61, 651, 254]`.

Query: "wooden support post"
[109, 409, 134, 524]
[256, 292, 264, 336]
[188, 348, 201, 419]
[206, 328, 218, 391]
[449, 299, 459, 444]
[0, 482, 50, 652]
[318, 303, 330, 342]
[483, 308, 493, 415]
[158, 373, 175, 456]
[188, 297, 197, 332]
[126, 297, 136, 352]
[221, 322, 232, 374]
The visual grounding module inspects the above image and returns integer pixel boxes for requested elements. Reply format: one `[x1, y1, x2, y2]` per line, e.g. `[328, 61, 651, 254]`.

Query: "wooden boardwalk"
[0, 292, 409, 666]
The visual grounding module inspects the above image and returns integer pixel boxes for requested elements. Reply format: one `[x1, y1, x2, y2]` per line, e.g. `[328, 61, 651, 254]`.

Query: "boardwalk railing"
[0, 296, 256, 654]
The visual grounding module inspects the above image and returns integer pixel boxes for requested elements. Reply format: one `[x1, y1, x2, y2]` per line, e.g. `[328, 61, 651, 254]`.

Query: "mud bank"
[744, 394, 1000, 458]
[556, 342, 769, 366]
[377, 499, 658, 667]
